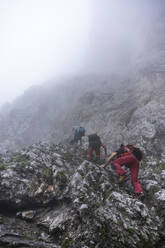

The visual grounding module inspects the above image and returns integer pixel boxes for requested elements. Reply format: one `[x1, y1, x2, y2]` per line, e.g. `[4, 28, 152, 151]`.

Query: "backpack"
[129, 145, 143, 161]
[88, 134, 101, 147]
[77, 127, 85, 136]
[120, 145, 143, 161]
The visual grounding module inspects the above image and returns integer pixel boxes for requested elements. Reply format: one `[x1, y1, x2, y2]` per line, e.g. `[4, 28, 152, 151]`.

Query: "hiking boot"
[119, 175, 125, 183]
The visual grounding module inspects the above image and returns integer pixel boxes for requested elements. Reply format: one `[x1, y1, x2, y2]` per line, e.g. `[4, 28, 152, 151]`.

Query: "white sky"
[0, 0, 163, 107]
[0, 0, 90, 106]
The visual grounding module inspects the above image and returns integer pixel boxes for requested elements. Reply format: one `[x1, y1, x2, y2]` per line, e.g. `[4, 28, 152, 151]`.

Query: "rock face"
[0, 142, 165, 247]
[0, 70, 165, 161]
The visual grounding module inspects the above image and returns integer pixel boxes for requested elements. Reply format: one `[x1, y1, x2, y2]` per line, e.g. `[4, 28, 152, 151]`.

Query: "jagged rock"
[0, 142, 164, 247]
[17, 210, 36, 220]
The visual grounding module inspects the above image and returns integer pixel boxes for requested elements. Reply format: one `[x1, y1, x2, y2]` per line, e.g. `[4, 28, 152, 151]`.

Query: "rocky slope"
[0, 142, 165, 247]
[0, 69, 165, 161]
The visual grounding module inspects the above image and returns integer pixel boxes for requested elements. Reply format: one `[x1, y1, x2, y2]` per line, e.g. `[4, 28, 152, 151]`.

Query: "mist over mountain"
[0, 64, 165, 161]
[0, 0, 165, 106]
[0, 0, 165, 161]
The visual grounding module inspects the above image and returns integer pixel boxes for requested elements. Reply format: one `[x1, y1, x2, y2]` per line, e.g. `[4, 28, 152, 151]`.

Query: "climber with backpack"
[100, 144, 144, 199]
[71, 126, 85, 145]
[87, 133, 107, 162]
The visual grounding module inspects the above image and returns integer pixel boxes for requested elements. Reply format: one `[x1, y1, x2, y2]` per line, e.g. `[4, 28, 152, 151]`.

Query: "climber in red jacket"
[100, 144, 144, 199]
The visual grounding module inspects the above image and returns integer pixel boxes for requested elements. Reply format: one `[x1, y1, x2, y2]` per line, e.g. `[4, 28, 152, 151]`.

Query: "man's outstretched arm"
[100, 152, 117, 168]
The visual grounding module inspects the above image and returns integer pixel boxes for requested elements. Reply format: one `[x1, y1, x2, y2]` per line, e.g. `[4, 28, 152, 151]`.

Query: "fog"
[0, 0, 164, 106]
[87, 0, 164, 74]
